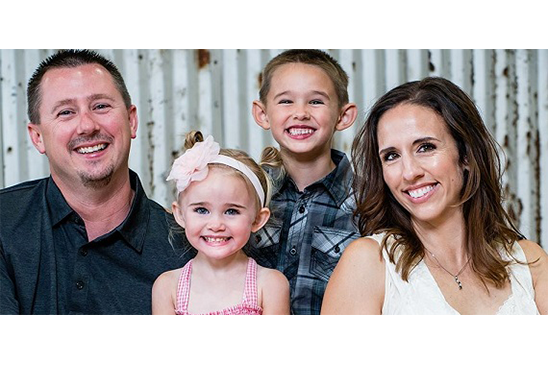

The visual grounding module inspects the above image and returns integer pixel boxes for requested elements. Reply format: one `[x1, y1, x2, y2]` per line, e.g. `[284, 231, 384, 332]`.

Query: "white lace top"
[368, 233, 539, 315]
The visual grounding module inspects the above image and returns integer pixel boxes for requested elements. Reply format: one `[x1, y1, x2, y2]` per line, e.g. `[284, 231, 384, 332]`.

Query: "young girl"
[152, 131, 290, 315]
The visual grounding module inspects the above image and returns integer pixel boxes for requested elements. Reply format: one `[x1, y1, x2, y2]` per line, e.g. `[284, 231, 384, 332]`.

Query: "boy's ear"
[335, 103, 358, 132]
[251, 207, 271, 233]
[172, 201, 186, 229]
[252, 100, 271, 130]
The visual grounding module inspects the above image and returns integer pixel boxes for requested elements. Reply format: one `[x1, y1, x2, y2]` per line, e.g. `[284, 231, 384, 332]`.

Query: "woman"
[321, 77, 547, 314]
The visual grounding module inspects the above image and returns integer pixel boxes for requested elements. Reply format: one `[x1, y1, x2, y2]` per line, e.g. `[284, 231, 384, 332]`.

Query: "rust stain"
[198, 49, 210, 69]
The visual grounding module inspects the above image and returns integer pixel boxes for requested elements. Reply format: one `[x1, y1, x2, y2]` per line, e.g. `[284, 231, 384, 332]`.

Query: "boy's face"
[254, 63, 346, 160]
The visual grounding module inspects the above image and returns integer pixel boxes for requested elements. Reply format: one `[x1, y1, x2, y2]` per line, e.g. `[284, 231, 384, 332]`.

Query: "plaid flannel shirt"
[245, 150, 360, 314]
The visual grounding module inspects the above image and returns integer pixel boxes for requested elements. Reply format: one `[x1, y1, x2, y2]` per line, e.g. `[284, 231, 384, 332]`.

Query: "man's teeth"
[408, 184, 435, 199]
[77, 144, 107, 154]
[204, 237, 228, 242]
[288, 128, 314, 136]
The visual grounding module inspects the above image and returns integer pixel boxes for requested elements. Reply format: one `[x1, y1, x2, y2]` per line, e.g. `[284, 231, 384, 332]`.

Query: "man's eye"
[94, 103, 110, 111]
[57, 110, 73, 117]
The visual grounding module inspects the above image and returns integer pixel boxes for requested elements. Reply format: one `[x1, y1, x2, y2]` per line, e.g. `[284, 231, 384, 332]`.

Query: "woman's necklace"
[424, 247, 471, 290]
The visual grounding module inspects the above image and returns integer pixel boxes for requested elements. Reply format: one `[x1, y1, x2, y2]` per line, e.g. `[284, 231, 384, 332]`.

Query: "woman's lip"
[404, 183, 439, 200]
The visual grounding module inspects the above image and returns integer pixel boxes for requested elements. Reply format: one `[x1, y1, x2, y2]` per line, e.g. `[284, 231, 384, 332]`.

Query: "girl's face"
[172, 168, 268, 261]
[377, 103, 466, 227]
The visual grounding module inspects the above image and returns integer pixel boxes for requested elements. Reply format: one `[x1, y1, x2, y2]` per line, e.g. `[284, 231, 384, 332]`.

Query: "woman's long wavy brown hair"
[351, 77, 523, 287]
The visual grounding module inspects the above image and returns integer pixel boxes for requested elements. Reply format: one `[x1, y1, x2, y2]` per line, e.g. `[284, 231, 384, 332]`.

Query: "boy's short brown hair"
[259, 49, 350, 108]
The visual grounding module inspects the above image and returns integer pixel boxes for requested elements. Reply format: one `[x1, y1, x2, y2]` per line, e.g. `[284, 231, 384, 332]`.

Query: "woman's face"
[377, 103, 467, 227]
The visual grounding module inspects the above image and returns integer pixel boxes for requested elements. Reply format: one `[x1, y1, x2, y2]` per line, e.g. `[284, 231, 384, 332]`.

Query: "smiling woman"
[321, 76, 548, 315]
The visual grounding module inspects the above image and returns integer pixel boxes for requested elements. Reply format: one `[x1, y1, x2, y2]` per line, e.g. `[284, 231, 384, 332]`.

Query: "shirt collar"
[275, 149, 353, 206]
[46, 170, 151, 253]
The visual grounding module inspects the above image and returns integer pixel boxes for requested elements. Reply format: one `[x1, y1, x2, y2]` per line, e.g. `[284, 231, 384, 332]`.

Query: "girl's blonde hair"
[184, 130, 272, 210]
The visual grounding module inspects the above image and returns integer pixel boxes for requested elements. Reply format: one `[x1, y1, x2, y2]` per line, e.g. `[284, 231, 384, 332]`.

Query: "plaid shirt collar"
[274, 149, 352, 205]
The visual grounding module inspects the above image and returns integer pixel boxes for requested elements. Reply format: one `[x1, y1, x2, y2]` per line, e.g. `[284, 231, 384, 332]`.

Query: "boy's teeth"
[288, 128, 314, 136]
[408, 184, 435, 199]
[77, 144, 107, 154]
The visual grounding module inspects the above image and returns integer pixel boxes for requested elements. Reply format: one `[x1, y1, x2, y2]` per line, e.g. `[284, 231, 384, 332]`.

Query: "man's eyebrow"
[49, 94, 116, 114]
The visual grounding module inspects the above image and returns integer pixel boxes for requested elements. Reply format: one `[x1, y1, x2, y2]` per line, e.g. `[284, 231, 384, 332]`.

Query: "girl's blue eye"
[225, 208, 239, 215]
[194, 207, 209, 214]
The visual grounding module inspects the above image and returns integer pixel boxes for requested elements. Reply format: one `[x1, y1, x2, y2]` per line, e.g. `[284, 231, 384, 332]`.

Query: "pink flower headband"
[167, 135, 266, 207]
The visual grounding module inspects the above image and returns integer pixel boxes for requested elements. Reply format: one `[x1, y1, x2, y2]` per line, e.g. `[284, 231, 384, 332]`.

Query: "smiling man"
[0, 50, 195, 314]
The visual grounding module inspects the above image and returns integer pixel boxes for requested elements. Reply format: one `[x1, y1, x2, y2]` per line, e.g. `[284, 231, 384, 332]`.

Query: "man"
[0, 50, 195, 314]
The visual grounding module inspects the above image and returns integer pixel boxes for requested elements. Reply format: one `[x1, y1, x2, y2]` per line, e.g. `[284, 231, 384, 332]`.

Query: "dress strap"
[242, 258, 259, 307]
[175, 259, 193, 314]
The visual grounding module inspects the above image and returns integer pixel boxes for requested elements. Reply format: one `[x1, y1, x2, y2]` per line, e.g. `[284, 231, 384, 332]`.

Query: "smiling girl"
[152, 131, 289, 315]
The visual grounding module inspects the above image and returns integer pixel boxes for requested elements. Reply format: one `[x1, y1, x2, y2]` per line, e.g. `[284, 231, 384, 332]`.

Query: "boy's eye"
[225, 208, 240, 215]
[194, 207, 209, 214]
[310, 99, 324, 105]
[278, 99, 292, 104]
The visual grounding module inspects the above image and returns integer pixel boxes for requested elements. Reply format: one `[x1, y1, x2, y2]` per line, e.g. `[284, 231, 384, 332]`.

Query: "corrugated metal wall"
[1, 49, 547, 247]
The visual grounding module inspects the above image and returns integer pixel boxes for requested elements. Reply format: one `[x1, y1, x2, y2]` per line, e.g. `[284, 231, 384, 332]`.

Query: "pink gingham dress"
[174, 258, 263, 315]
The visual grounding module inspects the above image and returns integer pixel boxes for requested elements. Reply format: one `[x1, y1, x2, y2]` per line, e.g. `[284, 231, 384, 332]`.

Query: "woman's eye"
[194, 207, 209, 214]
[383, 152, 399, 162]
[418, 143, 436, 153]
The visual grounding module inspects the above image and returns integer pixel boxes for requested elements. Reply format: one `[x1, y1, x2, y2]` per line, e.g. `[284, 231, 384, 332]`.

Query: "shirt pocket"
[310, 226, 360, 282]
[245, 223, 283, 269]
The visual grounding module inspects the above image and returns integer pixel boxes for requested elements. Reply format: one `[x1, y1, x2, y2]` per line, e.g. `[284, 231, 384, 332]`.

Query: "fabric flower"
[167, 135, 221, 193]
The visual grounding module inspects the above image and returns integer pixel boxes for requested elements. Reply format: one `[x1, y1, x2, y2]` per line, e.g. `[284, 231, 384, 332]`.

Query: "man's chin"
[79, 167, 115, 189]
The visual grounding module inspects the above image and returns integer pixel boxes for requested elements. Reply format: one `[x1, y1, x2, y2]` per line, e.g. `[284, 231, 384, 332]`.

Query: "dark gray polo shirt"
[0, 170, 196, 314]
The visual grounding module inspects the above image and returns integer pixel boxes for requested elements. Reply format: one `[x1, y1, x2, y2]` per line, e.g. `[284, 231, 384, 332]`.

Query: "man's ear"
[172, 201, 186, 229]
[252, 100, 271, 131]
[128, 105, 139, 139]
[27, 123, 46, 154]
[251, 207, 271, 233]
[335, 103, 358, 132]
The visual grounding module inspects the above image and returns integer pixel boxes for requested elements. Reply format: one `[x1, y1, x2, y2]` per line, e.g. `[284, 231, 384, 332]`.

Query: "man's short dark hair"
[27, 49, 132, 124]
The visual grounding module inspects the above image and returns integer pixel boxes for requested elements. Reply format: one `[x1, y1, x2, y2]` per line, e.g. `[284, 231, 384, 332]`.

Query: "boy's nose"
[293, 105, 310, 120]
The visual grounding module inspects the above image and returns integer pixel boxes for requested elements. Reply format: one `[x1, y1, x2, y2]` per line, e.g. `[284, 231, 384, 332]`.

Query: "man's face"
[28, 63, 138, 189]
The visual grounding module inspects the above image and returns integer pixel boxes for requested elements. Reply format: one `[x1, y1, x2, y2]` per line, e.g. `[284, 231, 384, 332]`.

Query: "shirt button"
[298, 205, 305, 214]
[80, 248, 88, 256]
[290, 246, 297, 255]
[256, 235, 262, 243]
[334, 245, 340, 253]
[76, 281, 85, 290]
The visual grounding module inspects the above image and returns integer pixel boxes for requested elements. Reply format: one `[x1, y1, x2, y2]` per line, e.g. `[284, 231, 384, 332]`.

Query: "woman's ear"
[335, 103, 358, 132]
[172, 201, 186, 229]
[251, 207, 271, 233]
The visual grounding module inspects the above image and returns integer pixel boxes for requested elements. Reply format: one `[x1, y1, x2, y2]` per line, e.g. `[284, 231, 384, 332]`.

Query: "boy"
[246, 49, 360, 314]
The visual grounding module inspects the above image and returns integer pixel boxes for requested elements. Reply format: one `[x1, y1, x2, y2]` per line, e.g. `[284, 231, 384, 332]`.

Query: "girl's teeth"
[205, 237, 228, 242]
[408, 184, 435, 199]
